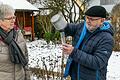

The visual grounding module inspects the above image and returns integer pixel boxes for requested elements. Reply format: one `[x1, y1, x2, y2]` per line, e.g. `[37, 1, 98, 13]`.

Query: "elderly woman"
[0, 4, 30, 80]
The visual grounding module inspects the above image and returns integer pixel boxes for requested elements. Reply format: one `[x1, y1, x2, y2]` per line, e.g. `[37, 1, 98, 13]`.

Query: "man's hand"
[62, 44, 74, 55]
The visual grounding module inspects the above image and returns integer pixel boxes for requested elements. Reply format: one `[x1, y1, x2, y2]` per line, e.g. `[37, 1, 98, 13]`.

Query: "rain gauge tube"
[50, 12, 67, 80]
[60, 31, 66, 80]
[60, 32, 66, 44]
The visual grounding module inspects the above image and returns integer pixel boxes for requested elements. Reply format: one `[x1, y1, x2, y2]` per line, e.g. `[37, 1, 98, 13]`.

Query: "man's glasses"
[4, 16, 16, 20]
[86, 16, 101, 21]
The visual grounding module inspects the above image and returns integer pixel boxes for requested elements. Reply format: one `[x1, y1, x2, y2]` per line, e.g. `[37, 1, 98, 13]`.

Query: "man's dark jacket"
[63, 22, 114, 80]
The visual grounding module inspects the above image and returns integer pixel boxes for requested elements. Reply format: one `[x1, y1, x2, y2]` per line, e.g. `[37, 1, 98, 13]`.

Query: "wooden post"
[23, 12, 25, 28]
[31, 12, 35, 41]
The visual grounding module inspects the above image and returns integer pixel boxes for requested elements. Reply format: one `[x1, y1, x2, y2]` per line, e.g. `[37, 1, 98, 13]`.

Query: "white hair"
[0, 4, 15, 20]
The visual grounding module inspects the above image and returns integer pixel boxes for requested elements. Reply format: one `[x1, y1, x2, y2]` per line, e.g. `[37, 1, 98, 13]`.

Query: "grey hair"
[0, 4, 15, 20]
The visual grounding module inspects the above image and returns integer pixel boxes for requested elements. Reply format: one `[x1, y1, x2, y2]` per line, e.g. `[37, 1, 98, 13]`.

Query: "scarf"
[0, 27, 28, 67]
[64, 21, 87, 78]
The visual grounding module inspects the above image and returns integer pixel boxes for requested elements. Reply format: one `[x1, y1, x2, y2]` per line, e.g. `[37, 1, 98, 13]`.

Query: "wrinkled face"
[85, 16, 105, 32]
[0, 13, 16, 32]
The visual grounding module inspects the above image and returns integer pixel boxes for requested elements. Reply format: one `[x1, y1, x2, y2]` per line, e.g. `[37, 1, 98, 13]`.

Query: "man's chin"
[87, 27, 96, 32]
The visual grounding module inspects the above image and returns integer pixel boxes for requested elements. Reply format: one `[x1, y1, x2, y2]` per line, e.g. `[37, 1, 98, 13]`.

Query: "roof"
[0, 0, 39, 11]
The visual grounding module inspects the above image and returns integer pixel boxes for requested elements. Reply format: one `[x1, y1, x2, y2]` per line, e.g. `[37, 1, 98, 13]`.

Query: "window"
[100, 0, 120, 5]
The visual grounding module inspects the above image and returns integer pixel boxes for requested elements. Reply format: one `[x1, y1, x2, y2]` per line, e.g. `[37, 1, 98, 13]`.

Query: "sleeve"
[70, 34, 114, 70]
[18, 30, 28, 60]
[18, 31, 31, 80]
[23, 35, 32, 80]
[63, 23, 84, 37]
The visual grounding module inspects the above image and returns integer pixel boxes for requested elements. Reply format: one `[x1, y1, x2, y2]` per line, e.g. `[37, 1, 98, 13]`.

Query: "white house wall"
[88, 0, 120, 13]
[88, 0, 100, 8]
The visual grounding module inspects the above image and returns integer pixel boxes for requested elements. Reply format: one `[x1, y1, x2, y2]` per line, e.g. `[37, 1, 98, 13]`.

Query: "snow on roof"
[0, 0, 39, 11]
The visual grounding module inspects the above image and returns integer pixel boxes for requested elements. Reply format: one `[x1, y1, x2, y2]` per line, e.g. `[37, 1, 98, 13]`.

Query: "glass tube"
[60, 32, 66, 44]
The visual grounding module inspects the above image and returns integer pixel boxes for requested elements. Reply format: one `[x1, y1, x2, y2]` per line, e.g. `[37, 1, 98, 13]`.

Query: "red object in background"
[24, 26, 31, 32]
[24, 26, 32, 35]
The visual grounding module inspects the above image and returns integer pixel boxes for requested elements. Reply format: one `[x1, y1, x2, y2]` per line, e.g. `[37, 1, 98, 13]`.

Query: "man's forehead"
[86, 16, 102, 18]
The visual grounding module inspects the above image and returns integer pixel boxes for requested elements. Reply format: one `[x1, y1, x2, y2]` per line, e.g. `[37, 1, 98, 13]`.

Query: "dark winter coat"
[64, 22, 114, 80]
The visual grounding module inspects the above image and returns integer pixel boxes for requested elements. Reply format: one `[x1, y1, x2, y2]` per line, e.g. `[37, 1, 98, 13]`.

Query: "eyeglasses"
[4, 16, 16, 20]
[86, 16, 101, 21]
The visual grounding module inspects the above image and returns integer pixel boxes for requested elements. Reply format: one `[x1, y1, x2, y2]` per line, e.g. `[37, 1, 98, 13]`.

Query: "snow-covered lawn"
[107, 51, 120, 80]
[27, 39, 120, 80]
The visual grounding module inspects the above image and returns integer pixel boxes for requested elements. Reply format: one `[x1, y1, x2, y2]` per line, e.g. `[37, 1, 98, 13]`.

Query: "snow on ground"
[107, 51, 120, 80]
[27, 39, 120, 80]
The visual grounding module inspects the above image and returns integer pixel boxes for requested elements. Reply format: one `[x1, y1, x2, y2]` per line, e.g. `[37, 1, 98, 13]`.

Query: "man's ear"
[101, 18, 106, 22]
[100, 18, 105, 26]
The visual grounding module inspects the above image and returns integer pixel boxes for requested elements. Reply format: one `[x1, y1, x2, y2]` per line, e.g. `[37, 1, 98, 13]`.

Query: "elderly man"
[51, 6, 114, 80]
